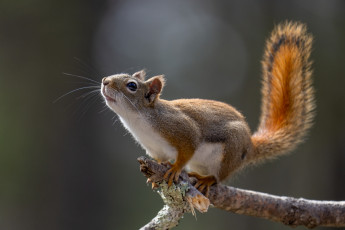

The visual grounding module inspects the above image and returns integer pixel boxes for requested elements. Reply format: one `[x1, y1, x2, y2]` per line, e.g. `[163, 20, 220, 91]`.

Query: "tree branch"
[138, 157, 210, 230]
[138, 156, 345, 229]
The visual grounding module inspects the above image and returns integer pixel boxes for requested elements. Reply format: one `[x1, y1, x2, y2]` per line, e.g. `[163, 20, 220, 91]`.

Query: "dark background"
[1, 0, 345, 229]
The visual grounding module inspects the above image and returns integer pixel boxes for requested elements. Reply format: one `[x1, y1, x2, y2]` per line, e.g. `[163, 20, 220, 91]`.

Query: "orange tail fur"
[251, 22, 315, 162]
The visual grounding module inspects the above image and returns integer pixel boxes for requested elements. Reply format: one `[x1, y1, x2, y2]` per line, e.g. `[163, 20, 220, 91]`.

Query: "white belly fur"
[119, 115, 177, 162]
[187, 142, 224, 179]
[118, 109, 223, 178]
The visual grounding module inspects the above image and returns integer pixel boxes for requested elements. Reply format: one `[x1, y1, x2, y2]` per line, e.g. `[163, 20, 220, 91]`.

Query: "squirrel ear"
[132, 70, 146, 81]
[146, 75, 165, 103]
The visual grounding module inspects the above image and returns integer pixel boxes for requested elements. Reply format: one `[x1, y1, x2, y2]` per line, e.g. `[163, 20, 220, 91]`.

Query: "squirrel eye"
[126, 82, 137, 91]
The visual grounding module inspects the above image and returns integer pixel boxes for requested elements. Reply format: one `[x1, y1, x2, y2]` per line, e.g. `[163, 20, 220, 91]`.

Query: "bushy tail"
[250, 22, 315, 162]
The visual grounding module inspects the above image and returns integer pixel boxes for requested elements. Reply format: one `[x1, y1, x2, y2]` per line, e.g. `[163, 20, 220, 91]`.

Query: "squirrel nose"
[102, 77, 110, 86]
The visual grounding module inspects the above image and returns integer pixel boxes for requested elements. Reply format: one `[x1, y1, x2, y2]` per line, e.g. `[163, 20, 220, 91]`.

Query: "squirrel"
[101, 21, 315, 196]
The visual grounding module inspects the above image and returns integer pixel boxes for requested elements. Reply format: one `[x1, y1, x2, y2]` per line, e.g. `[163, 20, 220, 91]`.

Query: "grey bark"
[138, 156, 345, 229]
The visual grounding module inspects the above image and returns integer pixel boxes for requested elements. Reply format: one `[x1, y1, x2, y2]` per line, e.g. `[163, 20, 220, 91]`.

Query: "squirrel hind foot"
[188, 172, 217, 197]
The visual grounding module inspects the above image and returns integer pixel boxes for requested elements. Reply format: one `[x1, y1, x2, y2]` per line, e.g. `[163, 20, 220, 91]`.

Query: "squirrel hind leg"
[188, 172, 217, 197]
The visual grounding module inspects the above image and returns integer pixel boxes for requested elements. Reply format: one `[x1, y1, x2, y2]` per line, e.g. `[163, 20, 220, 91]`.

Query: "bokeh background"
[1, 0, 345, 229]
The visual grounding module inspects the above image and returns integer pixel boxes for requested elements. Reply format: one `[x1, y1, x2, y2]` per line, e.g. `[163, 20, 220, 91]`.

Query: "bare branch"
[138, 156, 345, 229]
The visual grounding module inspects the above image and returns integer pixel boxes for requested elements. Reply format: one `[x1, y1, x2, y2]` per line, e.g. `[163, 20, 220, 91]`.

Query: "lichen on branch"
[138, 156, 345, 229]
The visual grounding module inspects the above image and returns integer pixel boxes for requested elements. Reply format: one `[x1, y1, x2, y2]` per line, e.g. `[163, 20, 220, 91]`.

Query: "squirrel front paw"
[163, 163, 182, 186]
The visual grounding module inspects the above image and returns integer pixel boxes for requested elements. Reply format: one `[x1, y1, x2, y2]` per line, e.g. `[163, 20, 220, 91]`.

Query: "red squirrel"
[101, 22, 315, 195]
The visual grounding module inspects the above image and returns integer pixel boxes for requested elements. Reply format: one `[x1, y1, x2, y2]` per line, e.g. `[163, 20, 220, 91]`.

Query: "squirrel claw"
[164, 166, 181, 187]
[188, 172, 217, 197]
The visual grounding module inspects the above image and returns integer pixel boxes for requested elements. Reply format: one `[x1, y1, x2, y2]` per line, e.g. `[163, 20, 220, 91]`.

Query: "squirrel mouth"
[102, 88, 116, 102]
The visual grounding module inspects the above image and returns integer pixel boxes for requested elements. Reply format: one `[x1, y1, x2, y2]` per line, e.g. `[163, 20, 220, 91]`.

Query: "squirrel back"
[250, 22, 315, 163]
[101, 21, 316, 189]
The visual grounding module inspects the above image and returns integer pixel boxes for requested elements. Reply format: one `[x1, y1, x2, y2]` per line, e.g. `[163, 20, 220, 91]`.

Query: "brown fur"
[101, 21, 315, 189]
[152, 99, 254, 181]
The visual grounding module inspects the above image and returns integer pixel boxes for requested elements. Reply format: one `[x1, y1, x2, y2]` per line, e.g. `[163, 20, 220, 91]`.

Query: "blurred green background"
[1, 0, 345, 229]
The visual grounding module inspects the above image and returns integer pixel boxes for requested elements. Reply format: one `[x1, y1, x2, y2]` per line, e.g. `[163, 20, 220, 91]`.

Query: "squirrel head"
[101, 70, 165, 116]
